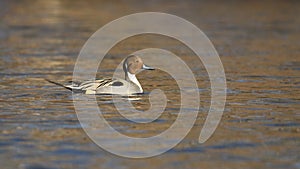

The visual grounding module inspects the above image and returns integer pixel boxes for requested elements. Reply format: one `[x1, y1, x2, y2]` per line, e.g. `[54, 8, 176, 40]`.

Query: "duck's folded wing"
[75, 78, 110, 90]
[76, 78, 124, 91]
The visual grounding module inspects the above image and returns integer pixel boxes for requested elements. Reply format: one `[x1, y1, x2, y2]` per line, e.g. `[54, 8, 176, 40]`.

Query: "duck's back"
[84, 78, 142, 95]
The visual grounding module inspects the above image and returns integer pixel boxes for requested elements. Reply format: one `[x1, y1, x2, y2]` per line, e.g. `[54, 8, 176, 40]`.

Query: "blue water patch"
[265, 137, 300, 146]
[109, 117, 168, 124]
[0, 141, 11, 147]
[235, 79, 263, 83]
[10, 137, 28, 143]
[294, 162, 300, 169]
[242, 75, 300, 80]
[228, 116, 271, 123]
[52, 148, 93, 156]
[220, 153, 257, 161]
[279, 61, 300, 71]
[245, 107, 272, 111]
[263, 122, 300, 127]
[226, 88, 241, 94]
[247, 98, 300, 105]
[207, 141, 257, 149]
[19, 164, 56, 169]
[170, 146, 205, 153]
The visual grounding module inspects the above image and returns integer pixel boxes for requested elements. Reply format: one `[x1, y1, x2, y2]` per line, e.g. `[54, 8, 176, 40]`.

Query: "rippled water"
[0, 0, 300, 169]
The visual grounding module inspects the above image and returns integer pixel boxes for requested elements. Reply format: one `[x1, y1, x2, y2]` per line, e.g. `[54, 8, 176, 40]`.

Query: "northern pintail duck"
[46, 55, 154, 95]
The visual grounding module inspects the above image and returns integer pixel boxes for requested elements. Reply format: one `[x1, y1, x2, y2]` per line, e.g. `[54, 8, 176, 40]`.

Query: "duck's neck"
[125, 72, 143, 93]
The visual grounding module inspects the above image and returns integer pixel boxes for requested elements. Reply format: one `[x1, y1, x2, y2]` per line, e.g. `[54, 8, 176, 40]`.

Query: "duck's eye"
[136, 60, 139, 63]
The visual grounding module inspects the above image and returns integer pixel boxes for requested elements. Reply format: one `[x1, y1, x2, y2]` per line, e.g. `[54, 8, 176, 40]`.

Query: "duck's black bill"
[142, 64, 155, 70]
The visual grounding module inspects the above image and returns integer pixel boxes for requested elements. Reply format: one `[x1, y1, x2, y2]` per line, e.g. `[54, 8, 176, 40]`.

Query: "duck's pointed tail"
[44, 79, 73, 91]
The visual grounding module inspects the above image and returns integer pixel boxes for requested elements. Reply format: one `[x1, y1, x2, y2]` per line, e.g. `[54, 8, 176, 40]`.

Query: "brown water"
[0, 0, 300, 169]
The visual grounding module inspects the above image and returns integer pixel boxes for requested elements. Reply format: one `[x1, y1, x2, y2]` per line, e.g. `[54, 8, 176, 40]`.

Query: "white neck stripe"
[127, 72, 143, 92]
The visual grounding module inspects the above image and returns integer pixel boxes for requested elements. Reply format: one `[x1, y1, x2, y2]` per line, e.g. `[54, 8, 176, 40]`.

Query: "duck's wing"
[68, 78, 125, 91]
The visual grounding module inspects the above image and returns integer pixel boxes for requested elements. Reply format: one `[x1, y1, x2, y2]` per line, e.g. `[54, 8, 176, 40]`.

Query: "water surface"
[0, 0, 299, 169]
